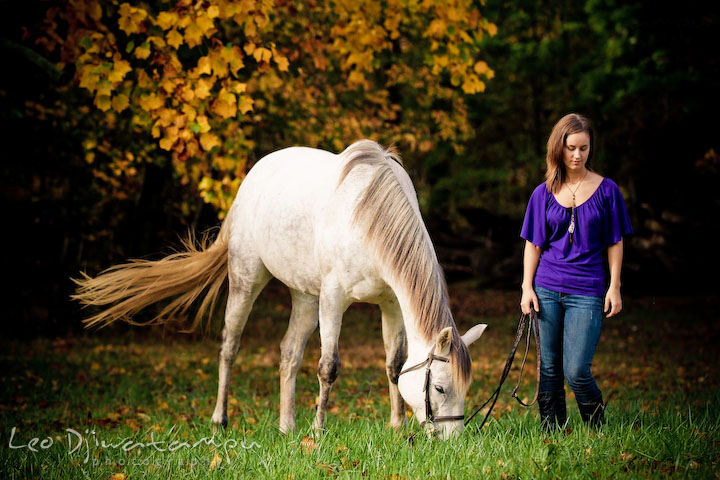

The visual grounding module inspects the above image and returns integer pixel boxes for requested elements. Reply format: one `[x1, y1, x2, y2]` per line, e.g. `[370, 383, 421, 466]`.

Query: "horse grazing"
[74, 140, 486, 439]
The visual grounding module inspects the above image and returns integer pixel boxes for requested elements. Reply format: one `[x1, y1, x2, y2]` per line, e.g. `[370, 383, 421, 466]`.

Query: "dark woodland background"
[2, 0, 718, 338]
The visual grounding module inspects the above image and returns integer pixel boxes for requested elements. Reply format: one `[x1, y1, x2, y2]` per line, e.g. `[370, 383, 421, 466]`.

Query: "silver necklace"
[566, 169, 588, 244]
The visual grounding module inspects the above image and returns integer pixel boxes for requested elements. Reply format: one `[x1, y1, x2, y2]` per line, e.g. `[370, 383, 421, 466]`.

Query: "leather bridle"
[398, 345, 465, 425]
[398, 311, 542, 432]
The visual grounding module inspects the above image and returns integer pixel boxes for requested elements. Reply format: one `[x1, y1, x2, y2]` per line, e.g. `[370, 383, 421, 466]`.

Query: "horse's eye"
[434, 385, 445, 394]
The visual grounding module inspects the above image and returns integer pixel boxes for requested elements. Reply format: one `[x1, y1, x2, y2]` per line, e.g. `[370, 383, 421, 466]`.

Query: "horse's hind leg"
[380, 299, 407, 429]
[211, 257, 271, 430]
[279, 290, 319, 434]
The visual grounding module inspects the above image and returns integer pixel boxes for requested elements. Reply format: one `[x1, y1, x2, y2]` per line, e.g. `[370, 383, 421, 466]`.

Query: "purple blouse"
[521, 178, 633, 296]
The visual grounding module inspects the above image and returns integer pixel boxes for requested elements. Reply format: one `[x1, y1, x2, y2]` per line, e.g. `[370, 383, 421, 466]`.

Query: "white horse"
[74, 140, 486, 439]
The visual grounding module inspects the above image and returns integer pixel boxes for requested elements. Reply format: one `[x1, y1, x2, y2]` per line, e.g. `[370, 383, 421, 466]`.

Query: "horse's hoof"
[388, 417, 406, 431]
[312, 422, 326, 437]
[211, 415, 228, 434]
[279, 423, 295, 435]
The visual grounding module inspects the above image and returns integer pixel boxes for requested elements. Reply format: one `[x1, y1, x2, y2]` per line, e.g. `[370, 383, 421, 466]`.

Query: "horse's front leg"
[380, 299, 407, 430]
[312, 287, 347, 436]
[279, 290, 319, 434]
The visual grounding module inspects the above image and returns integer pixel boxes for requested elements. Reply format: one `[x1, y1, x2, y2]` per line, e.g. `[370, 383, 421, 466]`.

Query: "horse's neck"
[389, 277, 439, 360]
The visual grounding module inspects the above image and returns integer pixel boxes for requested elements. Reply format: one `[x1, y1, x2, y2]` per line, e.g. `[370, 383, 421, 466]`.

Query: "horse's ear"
[435, 327, 453, 356]
[462, 323, 487, 346]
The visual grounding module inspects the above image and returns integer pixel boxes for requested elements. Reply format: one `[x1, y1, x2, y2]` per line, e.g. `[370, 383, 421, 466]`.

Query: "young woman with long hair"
[520, 113, 633, 432]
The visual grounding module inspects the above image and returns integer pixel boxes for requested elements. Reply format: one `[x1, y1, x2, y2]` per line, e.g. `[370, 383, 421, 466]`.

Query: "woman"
[520, 113, 633, 432]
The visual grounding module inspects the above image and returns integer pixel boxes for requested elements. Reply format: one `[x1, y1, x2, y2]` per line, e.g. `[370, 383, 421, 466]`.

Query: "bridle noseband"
[398, 346, 465, 425]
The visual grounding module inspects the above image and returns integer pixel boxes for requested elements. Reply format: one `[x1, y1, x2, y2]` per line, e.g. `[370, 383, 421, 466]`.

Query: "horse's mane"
[337, 140, 472, 393]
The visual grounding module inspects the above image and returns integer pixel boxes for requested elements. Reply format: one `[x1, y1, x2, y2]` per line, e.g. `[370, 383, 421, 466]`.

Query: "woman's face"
[563, 131, 591, 174]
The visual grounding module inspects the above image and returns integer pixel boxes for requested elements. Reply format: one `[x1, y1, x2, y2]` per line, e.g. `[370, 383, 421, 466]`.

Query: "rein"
[464, 310, 541, 429]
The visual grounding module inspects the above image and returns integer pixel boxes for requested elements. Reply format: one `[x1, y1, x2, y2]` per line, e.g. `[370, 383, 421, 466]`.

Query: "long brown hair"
[545, 113, 594, 193]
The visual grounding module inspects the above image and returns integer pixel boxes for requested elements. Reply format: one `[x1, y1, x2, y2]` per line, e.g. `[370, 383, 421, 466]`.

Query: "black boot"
[538, 390, 567, 433]
[578, 394, 605, 428]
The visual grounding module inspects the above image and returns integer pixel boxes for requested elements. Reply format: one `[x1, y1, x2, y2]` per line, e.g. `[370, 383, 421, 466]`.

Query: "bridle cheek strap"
[399, 346, 465, 425]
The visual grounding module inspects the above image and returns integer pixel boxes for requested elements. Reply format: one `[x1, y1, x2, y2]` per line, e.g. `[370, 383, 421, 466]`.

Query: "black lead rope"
[464, 311, 541, 430]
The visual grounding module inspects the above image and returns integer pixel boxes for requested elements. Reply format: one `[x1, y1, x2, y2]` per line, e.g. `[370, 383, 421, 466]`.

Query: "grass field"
[2, 285, 719, 479]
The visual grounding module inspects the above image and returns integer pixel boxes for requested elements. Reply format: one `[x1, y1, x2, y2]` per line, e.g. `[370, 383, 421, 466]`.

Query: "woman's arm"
[520, 240, 542, 314]
[605, 239, 624, 317]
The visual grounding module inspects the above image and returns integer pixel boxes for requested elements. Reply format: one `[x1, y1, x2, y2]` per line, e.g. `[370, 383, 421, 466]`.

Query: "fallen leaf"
[300, 436, 318, 454]
[209, 453, 222, 471]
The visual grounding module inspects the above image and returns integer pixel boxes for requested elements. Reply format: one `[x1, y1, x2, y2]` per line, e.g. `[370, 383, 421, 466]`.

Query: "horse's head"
[398, 324, 487, 440]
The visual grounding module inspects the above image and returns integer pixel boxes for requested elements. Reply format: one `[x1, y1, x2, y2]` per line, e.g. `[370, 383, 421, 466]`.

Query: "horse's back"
[227, 145, 387, 299]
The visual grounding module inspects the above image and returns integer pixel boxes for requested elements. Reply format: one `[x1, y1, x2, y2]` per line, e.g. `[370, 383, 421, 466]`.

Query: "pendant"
[568, 206, 575, 244]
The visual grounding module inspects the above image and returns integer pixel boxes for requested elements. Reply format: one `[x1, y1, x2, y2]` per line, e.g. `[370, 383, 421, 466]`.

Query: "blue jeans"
[535, 286, 604, 404]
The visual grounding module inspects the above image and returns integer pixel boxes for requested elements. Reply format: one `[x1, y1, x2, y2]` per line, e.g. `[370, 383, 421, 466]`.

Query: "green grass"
[1, 289, 719, 479]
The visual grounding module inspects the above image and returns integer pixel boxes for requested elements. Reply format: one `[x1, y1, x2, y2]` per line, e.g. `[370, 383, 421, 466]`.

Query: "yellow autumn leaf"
[95, 95, 112, 112]
[461, 74, 486, 94]
[95, 78, 113, 97]
[147, 35, 166, 48]
[196, 56, 212, 75]
[176, 14, 191, 29]
[159, 136, 175, 151]
[108, 58, 131, 83]
[210, 51, 229, 77]
[244, 19, 257, 38]
[200, 133, 221, 151]
[222, 45, 245, 74]
[156, 108, 175, 126]
[111, 94, 129, 112]
[166, 29, 183, 49]
[160, 77, 180, 93]
[195, 78, 213, 99]
[252, 47, 272, 63]
[134, 43, 151, 60]
[231, 82, 247, 94]
[118, 3, 147, 34]
[180, 85, 195, 102]
[425, 18, 446, 38]
[186, 139, 199, 158]
[274, 54, 289, 71]
[182, 103, 197, 122]
[195, 13, 215, 34]
[184, 23, 203, 47]
[109, 473, 127, 480]
[473, 60, 489, 75]
[195, 115, 211, 133]
[207, 5, 220, 18]
[486, 22, 498, 36]
[78, 66, 99, 92]
[156, 11, 178, 30]
[348, 70, 365, 85]
[139, 93, 165, 111]
[238, 95, 254, 114]
[212, 92, 237, 119]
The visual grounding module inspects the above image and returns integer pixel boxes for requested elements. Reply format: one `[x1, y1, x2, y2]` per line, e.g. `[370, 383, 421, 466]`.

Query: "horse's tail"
[72, 221, 230, 331]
